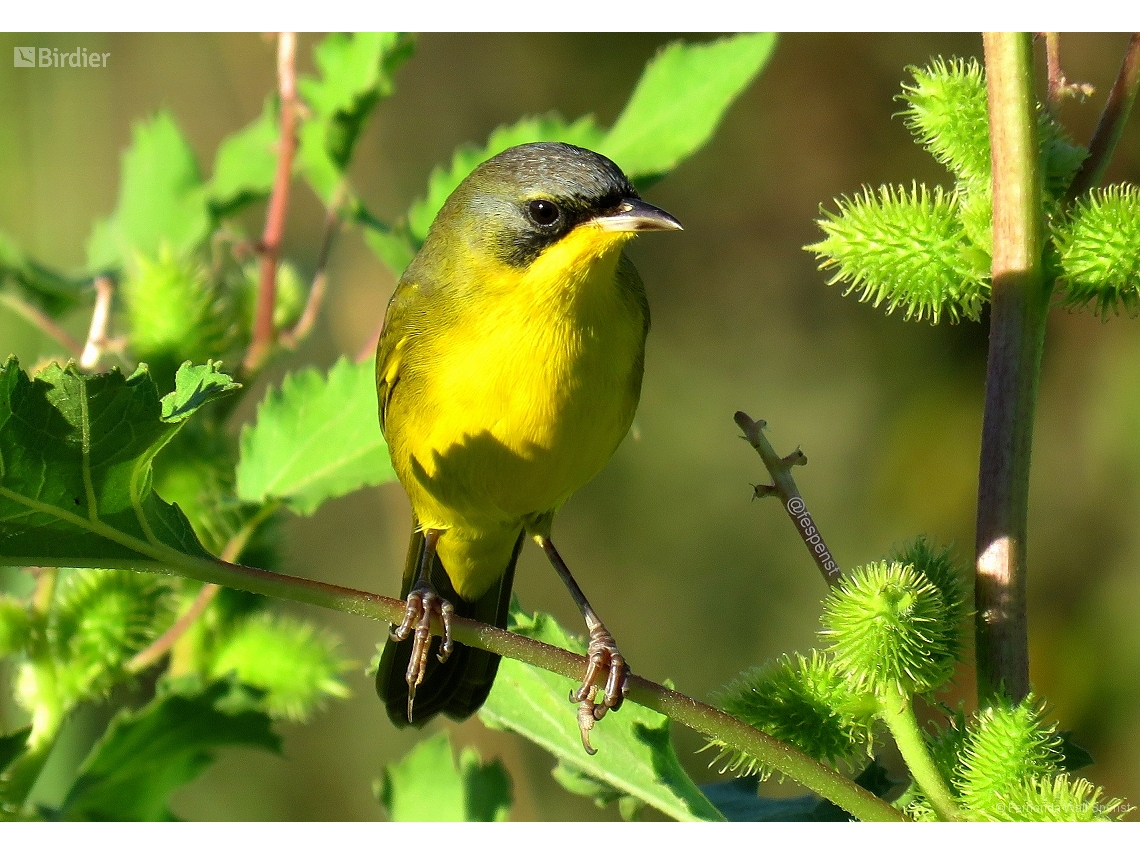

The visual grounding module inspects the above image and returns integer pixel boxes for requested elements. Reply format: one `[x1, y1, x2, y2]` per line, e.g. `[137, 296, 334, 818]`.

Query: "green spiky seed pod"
[807, 184, 988, 323]
[710, 651, 877, 773]
[1054, 185, 1140, 315]
[208, 612, 349, 721]
[123, 249, 235, 385]
[974, 774, 1130, 822]
[51, 569, 174, 701]
[887, 537, 968, 664]
[956, 694, 1062, 811]
[822, 561, 957, 697]
[898, 57, 1085, 200]
[236, 260, 306, 338]
[0, 595, 31, 657]
[899, 58, 991, 187]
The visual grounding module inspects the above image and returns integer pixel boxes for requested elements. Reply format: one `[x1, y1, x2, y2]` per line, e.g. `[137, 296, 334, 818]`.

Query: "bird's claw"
[390, 583, 455, 721]
[569, 625, 629, 754]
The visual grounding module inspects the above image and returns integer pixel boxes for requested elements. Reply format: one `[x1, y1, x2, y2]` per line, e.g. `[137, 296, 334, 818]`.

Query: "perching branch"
[244, 32, 299, 373]
[1067, 33, 1140, 201]
[735, 411, 842, 586]
[11, 538, 902, 822]
[975, 33, 1047, 704]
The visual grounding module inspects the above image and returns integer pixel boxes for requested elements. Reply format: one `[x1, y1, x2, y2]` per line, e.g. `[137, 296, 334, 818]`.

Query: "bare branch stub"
[735, 411, 842, 586]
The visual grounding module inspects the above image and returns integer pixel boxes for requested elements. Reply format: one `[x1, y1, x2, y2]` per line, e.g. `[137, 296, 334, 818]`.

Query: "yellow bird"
[375, 142, 680, 751]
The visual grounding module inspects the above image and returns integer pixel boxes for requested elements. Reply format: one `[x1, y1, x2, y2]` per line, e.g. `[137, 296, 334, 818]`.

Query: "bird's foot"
[390, 583, 455, 722]
[569, 624, 629, 755]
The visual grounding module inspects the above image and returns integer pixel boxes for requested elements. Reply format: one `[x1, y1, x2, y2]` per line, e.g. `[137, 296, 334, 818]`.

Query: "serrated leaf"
[0, 231, 88, 317]
[376, 731, 511, 821]
[209, 97, 280, 218]
[86, 111, 210, 272]
[53, 680, 280, 820]
[478, 605, 724, 822]
[406, 114, 605, 244]
[236, 357, 396, 515]
[0, 358, 236, 566]
[296, 33, 413, 201]
[599, 34, 777, 181]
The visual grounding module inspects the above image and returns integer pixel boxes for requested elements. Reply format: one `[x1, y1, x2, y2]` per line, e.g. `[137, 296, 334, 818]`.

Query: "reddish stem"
[245, 32, 299, 372]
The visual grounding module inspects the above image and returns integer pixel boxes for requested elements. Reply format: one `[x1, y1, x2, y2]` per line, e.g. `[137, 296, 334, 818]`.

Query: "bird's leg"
[390, 528, 455, 721]
[536, 534, 629, 755]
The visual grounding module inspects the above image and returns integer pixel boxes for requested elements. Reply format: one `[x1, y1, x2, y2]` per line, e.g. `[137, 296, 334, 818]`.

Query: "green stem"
[878, 689, 964, 821]
[13, 547, 902, 820]
[974, 33, 1046, 705]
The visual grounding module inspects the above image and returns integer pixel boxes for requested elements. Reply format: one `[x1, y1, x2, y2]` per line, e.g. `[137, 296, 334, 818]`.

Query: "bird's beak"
[594, 198, 683, 233]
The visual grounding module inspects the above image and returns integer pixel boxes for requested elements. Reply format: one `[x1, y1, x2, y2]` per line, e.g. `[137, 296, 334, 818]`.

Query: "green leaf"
[478, 605, 724, 822]
[208, 97, 280, 219]
[236, 357, 396, 515]
[54, 680, 280, 820]
[86, 111, 210, 272]
[599, 34, 777, 181]
[376, 731, 512, 821]
[360, 218, 418, 278]
[0, 358, 237, 567]
[296, 33, 414, 202]
[207, 612, 350, 721]
[0, 726, 31, 775]
[405, 114, 605, 245]
[0, 231, 88, 316]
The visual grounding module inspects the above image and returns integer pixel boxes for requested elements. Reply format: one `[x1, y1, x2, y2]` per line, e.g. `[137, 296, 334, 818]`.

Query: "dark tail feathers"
[376, 527, 523, 727]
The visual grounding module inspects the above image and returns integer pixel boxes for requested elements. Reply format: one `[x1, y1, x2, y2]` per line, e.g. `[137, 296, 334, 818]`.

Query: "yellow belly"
[385, 233, 646, 599]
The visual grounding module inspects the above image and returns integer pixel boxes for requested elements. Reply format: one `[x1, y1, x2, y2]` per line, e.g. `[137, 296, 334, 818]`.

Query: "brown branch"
[1068, 33, 1140, 200]
[975, 33, 1046, 704]
[735, 411, 842, 586]
[0, 292, 84, 358]
[244, 32, 299, 373]
[278, 184, 348, 350]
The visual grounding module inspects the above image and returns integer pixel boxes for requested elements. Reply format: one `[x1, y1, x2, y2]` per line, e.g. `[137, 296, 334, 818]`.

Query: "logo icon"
[14, 47, 36, 67]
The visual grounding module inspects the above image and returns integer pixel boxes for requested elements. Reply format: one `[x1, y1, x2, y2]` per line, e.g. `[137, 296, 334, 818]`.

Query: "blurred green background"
[2, 32, 1139, 820]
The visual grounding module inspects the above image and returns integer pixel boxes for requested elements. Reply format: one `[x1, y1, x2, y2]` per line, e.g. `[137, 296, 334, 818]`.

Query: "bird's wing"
[375, 280, 419, 436]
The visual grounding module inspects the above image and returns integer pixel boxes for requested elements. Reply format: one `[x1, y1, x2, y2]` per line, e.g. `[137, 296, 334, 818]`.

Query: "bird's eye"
[527, 199, 560, 226]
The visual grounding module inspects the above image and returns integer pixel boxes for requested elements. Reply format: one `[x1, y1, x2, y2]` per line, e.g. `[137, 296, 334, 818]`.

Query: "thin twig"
[1067, 33, 1140, 201]
[735, 411, 842, 586]
[0, 291, 84, 358]
[244, 32, 299, 373]
[1044, 34, 1065, 117]
[278, 184, 348, 350]
[79, 277, 114, 370]
[126, 501, 279, 674]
